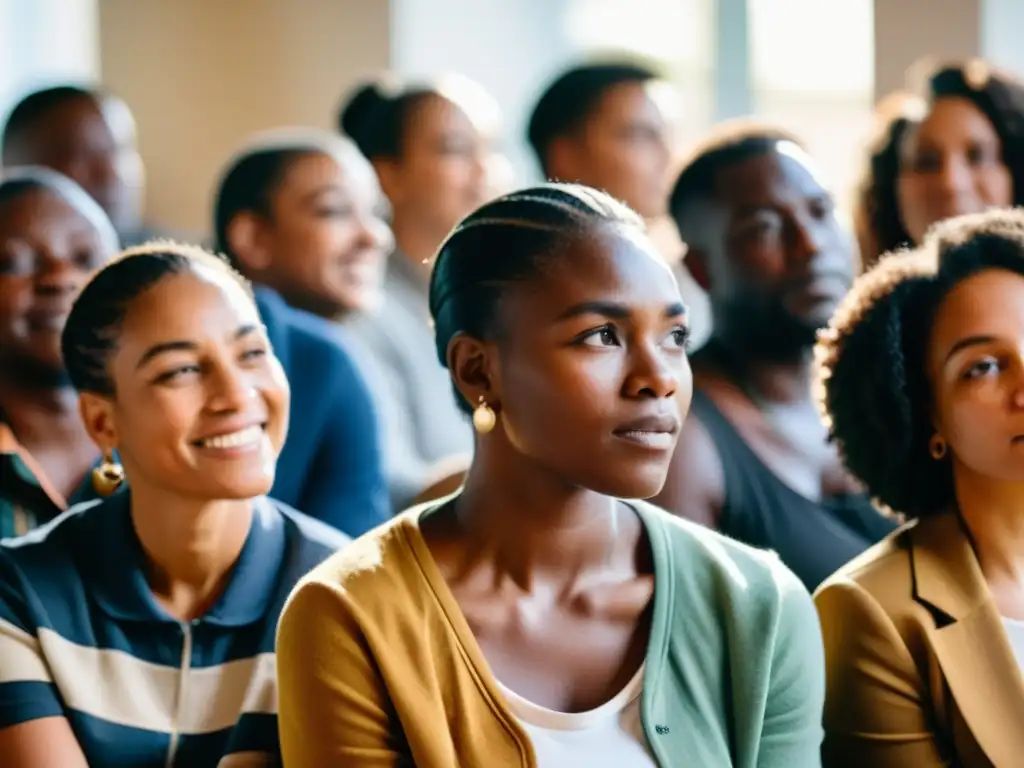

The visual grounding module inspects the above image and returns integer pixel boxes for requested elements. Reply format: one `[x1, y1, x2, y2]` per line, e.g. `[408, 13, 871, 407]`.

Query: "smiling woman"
[0, 241, 347, 767]
[815, 208, 1024, 766]
[0, 167, 119, 538]
[276, 183, 825, 768]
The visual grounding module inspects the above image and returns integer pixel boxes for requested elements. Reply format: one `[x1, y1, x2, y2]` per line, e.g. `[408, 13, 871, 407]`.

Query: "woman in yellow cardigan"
[815, 208, 1024, 766]
[276, 184, 825, 767]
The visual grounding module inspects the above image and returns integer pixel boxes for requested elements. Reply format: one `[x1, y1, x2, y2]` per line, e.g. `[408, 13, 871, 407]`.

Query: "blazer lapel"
[912, 513, 1024, 766]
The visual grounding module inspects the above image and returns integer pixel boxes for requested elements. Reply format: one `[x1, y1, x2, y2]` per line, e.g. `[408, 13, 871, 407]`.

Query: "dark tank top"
[690, 389, 898, 590]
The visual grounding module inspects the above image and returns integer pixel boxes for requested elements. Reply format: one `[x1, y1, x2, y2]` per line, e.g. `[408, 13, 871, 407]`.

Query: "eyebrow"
[135, 324, 261, 369]
[300, 185, 346, 204]
[556, 300, 688, 321]
[943, 334, 997, 364]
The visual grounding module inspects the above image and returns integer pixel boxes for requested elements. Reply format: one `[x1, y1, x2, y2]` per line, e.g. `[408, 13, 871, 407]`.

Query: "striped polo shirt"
[0, 492, 347, 766]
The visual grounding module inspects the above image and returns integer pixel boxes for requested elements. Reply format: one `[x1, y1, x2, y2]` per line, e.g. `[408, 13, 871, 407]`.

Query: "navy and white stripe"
[0, 492, 346, 766]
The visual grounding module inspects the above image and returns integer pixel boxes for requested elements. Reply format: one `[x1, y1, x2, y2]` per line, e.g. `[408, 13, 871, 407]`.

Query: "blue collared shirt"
[0, 492, 347, 766]
[254, 286, 390, 533]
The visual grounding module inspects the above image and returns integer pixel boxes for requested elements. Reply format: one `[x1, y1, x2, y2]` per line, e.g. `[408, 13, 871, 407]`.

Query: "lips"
[613, 413, 681, 450]
[25, 308, 71, 332]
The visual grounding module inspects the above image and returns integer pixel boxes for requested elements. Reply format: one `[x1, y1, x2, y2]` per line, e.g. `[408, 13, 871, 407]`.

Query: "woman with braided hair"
[815, 207, 1024, 766]
[276, 183, 825, 768]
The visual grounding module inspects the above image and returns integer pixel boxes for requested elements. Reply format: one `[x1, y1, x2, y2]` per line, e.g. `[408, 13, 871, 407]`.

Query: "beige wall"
[873, 0, 981, 100]
[99, 0, 391, 236]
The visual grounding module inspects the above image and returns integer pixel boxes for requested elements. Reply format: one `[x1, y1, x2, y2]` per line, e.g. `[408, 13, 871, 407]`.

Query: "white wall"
[0, 0, 99, 118]
[391, 0, 575, 185]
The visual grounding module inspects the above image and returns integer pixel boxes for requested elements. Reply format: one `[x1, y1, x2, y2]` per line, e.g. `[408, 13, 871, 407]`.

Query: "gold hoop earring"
[929, 434, 948, 460]
[92, 452, 125, 497]
[472, 396, 496, 435]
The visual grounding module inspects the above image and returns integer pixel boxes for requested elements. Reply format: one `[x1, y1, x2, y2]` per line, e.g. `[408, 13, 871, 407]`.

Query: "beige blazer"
[815, 511, 1024, 768]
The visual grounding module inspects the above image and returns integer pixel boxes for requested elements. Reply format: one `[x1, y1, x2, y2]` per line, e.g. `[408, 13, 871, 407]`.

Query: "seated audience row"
[1, 54, 1023, 768]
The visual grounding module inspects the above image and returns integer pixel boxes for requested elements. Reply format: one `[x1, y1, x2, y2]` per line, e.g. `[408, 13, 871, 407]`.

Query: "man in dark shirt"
[654, 123, 897, 589]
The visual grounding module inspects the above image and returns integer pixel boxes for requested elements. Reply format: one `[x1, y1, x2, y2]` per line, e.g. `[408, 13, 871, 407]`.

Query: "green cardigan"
[277, 498, 825, 767]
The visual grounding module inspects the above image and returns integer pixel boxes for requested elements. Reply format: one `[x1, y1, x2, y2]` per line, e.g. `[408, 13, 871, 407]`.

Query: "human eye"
[154, 364, 201, 384]
[666, 325, 691, 351]
[577, 325, 621, 348]
[961, 355, 1001, 380]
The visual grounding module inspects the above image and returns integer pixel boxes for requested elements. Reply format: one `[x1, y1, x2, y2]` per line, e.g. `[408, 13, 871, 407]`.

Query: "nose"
[206, 360, 258, 413]
[1011, 357, 1024, 410]
[624, 341, 680, 400]
[34, 250, 84, 298]
[935, 155, 974, 197]
[788, 216, 826, 266]
[358, 213, 394, 253]
[468, 147, 490, 186]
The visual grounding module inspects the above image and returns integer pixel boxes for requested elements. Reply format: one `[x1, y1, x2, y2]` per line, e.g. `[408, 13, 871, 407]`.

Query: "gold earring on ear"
[472, 396, 497, 435]
[91, 452, 125, 497]
[929, 434, 948, 461]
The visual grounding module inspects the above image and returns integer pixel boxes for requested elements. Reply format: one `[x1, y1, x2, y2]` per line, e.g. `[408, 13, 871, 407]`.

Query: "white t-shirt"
[496, 665, 657, 767]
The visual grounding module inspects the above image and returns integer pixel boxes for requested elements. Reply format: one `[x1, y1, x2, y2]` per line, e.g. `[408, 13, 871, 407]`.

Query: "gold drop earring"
[92, 451, 125, 496]
[473, 396, 497, 435]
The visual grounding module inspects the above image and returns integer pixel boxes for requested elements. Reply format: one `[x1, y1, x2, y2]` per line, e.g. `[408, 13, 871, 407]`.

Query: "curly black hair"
[856, 61, 1024, 267]
[815, 207, 1024, 519]
[851, 93, 917, 271]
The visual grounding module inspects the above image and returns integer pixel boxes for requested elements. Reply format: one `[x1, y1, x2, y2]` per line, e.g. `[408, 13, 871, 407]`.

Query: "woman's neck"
[956, 470, 1024, 583]
[453, 443, 625, 591]
[391, 214, 448, 278]
[129, 484, 253, 622]
[0, 376, 80, 431]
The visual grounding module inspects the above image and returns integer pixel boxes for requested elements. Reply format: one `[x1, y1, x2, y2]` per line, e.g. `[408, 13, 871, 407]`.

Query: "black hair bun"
[339, 80, 398, 154]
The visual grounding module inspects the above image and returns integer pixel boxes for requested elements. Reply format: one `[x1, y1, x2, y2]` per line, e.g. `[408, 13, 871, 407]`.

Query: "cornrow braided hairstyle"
[61, 240, 253, 396]
[429, 182, 643, 414]
[815, 208, 1024, 519]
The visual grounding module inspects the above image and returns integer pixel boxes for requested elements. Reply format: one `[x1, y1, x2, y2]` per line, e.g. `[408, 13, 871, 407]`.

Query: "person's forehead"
[713, 147, 826, 207]
[506, 228, 676, 309]
[0, 187, 88, 229]
[25, 96, 111, 151]
[935, 269, 1024, 334]
[588, 81, 662, 124]
[122, 269, 257, 334]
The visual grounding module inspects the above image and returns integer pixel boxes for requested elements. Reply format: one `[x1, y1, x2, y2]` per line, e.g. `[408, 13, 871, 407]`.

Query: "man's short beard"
[714, 300, 823, 363]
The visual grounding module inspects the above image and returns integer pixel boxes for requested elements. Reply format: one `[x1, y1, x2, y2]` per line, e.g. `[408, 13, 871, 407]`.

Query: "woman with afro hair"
[814, 207, 1024, 767]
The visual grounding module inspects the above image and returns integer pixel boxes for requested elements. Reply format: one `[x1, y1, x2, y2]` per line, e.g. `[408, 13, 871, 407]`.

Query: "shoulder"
[638, 500, 800, 593]
[273, 499, 352, 557]
[255, 288, 361, 373]
[0, 498, 105, 567]
[814, 518, 914, 612]
[280, 510, 423, 624]
[0, 499, 109, 630]
[638, 500, 820, 661]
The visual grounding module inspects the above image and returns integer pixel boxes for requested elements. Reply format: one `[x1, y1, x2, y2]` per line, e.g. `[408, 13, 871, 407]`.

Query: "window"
[0, 0, 99, 124]
[748, 0, 874, 213]
[564, 0, 717, 154]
